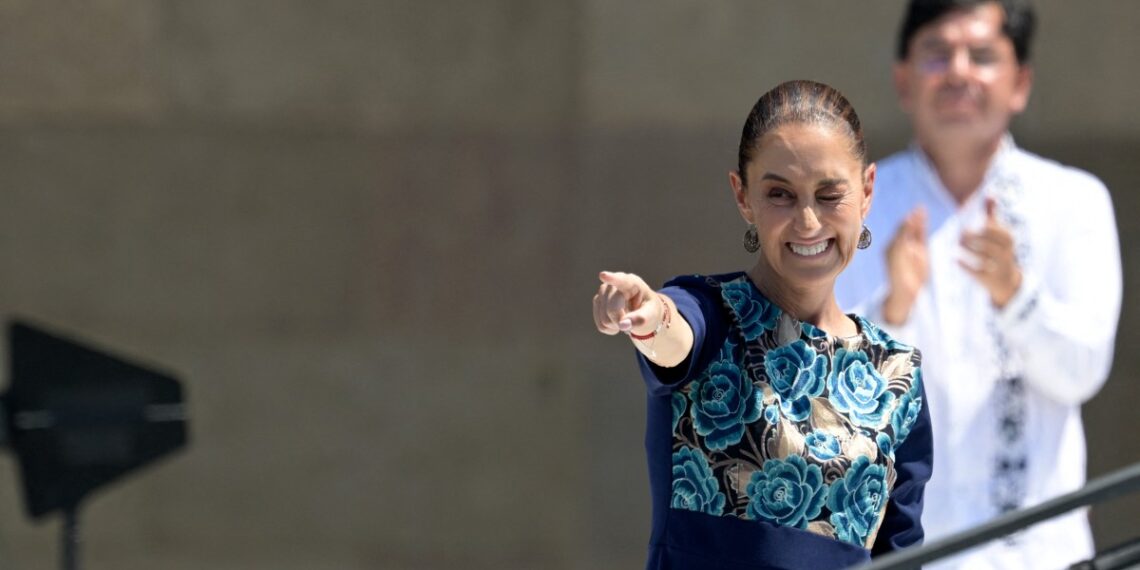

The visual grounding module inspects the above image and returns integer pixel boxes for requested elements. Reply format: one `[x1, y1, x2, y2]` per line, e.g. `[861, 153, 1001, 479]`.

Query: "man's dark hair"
[896, 0, 1037, 64]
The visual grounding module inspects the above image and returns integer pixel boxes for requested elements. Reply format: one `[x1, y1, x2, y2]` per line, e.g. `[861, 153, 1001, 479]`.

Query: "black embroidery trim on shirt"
[988, 172, 1031, 520]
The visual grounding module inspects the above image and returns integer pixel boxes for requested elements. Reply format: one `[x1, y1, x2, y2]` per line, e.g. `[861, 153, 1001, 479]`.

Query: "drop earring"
[743, 224, 760, 253]
[857, 225, 872, 249]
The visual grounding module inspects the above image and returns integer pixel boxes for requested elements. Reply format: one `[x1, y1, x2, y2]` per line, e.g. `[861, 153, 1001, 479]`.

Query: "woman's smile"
[787, 239, 833, 257]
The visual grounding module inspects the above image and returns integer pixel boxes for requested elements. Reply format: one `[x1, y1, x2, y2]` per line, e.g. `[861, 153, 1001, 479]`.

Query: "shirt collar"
[906, 133, 1019, 210]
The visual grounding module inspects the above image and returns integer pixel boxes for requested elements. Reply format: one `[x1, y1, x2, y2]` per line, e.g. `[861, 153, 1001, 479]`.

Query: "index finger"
[909, 206, 927, 239]
[962, 225, 1014, 249]
[599, 271, 645, 297]
[985, 196, 998, 220]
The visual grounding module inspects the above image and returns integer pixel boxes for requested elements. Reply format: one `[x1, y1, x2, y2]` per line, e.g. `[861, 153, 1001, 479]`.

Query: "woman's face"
[731, 122, 874, 288]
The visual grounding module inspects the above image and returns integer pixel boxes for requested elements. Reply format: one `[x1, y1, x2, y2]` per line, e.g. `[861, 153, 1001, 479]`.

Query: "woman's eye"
[819, 194, 843, 203]
[768, 188, 792, 201]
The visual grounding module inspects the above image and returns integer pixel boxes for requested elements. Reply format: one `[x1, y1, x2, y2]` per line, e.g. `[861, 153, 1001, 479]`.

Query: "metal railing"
[860, 461, 1140, 570]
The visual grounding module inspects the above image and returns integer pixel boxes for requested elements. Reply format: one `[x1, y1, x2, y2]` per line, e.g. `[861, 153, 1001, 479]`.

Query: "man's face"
[894, 3, 1032, 146]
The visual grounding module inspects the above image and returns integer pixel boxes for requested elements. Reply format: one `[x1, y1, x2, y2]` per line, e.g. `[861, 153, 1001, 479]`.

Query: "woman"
[592, 80, 932, 569]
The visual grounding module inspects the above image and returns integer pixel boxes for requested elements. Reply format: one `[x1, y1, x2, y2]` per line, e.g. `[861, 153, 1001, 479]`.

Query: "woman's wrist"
[629, 294, 671, 340]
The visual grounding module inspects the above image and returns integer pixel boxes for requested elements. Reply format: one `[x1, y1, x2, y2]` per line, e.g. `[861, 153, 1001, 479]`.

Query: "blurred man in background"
[836, 0, 1122, 567]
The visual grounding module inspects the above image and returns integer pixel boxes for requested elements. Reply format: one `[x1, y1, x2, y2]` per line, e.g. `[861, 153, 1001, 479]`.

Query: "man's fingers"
[960, 233, 991, 255]
[902, 207, 927, 242]
[912, 207, 927, 237]
[982, 197, 1021, 246]
[903, 242, 928, 264]
[957, 257, 987, 280]
[977, 224, 1015, 247]
[961, 231, 1014, 260]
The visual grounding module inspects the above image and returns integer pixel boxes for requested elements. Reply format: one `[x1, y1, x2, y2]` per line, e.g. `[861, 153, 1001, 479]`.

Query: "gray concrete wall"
[0, 1, 1135, 568]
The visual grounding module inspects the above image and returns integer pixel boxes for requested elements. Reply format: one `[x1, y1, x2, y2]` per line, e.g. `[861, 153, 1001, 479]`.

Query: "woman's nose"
[796, 206, 822, 232]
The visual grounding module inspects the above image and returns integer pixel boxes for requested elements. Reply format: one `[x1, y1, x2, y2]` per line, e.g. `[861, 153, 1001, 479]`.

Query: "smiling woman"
[591, 80, 933, 570]
[730, 122, 873, 322]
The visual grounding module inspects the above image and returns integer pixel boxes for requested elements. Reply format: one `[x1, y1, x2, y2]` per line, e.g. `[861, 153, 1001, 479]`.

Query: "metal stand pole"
[862, 461, 1140, 569]
[62, 507, 79, 570]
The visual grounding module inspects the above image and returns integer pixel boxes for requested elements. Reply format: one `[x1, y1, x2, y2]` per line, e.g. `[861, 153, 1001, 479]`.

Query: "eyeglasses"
[915, 46, 1004, 75]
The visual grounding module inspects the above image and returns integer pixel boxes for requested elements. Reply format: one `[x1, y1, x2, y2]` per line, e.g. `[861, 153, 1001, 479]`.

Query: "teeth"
[789, 241, 829, 256]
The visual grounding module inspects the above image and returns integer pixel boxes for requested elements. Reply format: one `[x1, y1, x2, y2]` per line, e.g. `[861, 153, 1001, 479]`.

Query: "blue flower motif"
[689, 352, 762, 451]
[722, 281, 779, 341]
[876, 432, 892, 459]
[671, 446, 726, 516]
[805, 431, 842, 460]
[764, 404, 779, 424]
[890, 378, 923, 449]
[828, 456, 889, 546]
[800, 321, 830, 340]
[828, 348, 896, 428]
[861, 318, 891, 346]
[671, 392, 687, 433]
[745, 455, 828, 529]
[763, 340, 827, 422]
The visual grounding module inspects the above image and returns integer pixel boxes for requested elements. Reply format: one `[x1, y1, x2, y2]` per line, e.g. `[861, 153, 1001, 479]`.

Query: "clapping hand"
[882, 207, 930, 325]
[959, 197, 1022, 308]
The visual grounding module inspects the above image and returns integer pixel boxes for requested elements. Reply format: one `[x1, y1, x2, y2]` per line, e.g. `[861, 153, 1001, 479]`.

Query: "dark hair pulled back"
[736, 80, 867, 186]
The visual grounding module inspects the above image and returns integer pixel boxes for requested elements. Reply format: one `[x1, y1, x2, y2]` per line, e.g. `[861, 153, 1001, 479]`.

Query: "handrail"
[860, 461, 1140, 570]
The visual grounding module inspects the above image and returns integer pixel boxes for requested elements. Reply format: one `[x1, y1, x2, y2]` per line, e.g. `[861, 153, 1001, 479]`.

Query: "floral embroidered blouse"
[637, 273, 932, 570]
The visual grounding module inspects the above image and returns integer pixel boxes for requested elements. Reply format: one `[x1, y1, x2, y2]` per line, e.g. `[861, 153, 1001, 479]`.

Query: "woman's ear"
[729, 170, 752, 223]
[861, 163, 876, 219]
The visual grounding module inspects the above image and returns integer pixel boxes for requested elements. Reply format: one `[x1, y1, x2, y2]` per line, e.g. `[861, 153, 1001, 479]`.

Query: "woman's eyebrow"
[817, 178, 849, 188]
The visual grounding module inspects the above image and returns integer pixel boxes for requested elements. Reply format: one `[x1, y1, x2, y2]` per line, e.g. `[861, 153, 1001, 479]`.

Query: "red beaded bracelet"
[630, 294, 671, 340]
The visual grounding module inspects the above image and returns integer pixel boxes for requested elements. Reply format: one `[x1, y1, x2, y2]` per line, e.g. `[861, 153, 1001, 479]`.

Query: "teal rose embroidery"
[763, 340, 827, 422]
[828, 455, 889, 545]
[671, 392, 688, 433]
[722, 281, 779, 341]
[828, 348, 896, 428]
[876, 432, 892, 459]
[800, 320, 830, 340]
[671, 446, 726, 516]
[862, 318, 891, 347]
[763, 404, 779, 424]
[805, 431, 842, 460]
[745, 455, 828, 529]
[890, 387, 922, 449]
[689, 353, 762, 451]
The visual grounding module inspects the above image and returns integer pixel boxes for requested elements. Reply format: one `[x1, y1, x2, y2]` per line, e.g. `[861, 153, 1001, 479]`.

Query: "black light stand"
[0, 320, 189, 570]
[62, 507, 79, 570]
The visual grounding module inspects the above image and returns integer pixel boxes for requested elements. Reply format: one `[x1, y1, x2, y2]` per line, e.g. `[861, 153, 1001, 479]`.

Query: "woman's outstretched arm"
[593, 271, 694, 368]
